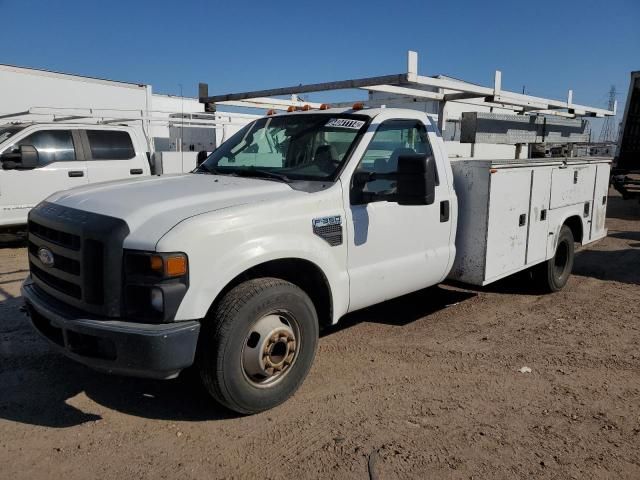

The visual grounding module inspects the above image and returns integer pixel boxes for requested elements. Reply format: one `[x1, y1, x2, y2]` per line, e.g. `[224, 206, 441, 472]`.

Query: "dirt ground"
[0, 190, 639, 480]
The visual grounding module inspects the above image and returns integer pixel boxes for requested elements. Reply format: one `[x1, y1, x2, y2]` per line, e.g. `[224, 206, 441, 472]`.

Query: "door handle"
[130, 168, 143, 175]
[68, 170, 84, 177]
[440, 200, 450, 222]
[519, 213, 527, 226]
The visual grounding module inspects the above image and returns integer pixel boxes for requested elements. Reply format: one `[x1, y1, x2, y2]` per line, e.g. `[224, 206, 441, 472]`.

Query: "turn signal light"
[166, 256, 187, 276]
[150, 255, 163, 273]
[150, 254, 188, 277]
[352, 102, 365, 110]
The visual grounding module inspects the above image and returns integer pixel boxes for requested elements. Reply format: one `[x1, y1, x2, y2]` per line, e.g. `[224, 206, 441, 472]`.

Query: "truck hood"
[46, 174, 294, 249]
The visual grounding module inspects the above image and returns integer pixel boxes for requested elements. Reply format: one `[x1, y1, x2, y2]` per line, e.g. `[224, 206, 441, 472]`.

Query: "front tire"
[197, 278, 319, 414]
[537, 225, 575, 292]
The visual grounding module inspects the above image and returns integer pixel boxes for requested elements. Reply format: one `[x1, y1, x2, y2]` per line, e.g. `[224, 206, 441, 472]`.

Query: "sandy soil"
[0, 190, 639, 480]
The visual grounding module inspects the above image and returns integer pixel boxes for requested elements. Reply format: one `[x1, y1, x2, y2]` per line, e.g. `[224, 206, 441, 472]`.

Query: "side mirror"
[395, 154, 436, 205]
[1, 145, 39, 170]
[196, 150, 208, 167]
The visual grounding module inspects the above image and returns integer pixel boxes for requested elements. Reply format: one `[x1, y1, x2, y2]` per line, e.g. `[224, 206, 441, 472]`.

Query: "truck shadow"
[446, 270, 544, 296]
[0, 297, 239, 428]
[572, 247, 640, 285]
[322, 285, 477, 336]
[1, 286, 480, 428]
[606, 194, 640, 221]
[0, 355, 238, 428]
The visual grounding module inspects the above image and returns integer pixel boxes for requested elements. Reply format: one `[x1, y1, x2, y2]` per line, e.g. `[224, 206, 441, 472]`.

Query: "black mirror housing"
[196, 150, 208, 167]
[1, 145, 39, 170]
[19, 145, 39, 168]
[395, 154, 436, 205]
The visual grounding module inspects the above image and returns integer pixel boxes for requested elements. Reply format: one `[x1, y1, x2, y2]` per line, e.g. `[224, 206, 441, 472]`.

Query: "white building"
[0, 64, 252, 152]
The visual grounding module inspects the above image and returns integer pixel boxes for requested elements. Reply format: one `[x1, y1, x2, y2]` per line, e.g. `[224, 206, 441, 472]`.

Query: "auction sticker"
[326, 118, 365, 129]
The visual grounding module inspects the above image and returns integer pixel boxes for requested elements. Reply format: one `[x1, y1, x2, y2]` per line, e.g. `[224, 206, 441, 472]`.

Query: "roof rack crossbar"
[198, 50, 616, 125]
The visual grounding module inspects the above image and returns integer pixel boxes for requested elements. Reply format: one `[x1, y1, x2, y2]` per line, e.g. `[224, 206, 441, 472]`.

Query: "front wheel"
[537, 225, 575, 292]
[197, 278, 319, 414]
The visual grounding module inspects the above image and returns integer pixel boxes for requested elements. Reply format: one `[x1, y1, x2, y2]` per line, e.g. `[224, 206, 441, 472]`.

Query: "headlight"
[123, 251, 189, 322]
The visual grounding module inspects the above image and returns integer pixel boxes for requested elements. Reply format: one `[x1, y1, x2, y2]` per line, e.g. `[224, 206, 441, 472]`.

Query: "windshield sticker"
[325, 118, 365, 130]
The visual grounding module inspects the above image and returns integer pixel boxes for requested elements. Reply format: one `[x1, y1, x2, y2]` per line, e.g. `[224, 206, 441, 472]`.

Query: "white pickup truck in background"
[21, 105, 610, 414]
[0, 117, 254, 232]
[0, 123, 154, 229]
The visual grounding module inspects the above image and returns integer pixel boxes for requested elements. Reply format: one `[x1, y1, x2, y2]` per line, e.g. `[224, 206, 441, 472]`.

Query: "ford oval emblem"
[37, 247, 55, 268]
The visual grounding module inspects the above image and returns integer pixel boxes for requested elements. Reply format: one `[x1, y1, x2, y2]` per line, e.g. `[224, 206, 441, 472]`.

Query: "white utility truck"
[21, 58, 614, 414]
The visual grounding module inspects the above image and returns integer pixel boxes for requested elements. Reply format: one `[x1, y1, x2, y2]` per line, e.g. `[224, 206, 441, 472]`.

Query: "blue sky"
[1, 0, 638, 130]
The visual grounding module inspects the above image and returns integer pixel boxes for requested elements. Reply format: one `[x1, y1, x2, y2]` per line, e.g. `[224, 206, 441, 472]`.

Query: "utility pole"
[599, 85, 617, 143]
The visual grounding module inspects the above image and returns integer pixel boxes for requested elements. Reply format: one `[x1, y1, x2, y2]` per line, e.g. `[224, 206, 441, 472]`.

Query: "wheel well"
[563, 215, 583, 243]
[212, 259, 333, 329]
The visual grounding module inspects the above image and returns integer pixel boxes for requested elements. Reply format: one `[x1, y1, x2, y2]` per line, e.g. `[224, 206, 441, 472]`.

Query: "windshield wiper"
[195, 163, 217, 174]
[234, 167, 292, 183]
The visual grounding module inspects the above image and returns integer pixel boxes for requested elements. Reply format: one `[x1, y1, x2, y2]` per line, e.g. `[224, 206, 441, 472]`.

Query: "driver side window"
[356, 120, 433, 196]
[10, 130, 76, 166]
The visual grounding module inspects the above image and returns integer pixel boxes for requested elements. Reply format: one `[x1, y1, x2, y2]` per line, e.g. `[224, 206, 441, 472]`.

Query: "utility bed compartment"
[448, 157, 611, 286]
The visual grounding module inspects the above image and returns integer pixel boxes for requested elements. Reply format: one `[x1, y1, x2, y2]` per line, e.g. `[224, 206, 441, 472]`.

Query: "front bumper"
[21, 278, 200, 379]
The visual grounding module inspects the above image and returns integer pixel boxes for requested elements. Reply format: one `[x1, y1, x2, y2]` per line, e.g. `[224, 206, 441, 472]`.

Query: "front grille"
[28, 241, 80, 275]
[27, 202, 129, 318]
[30, 263, 82, 299]
[29, 220, 81, 250]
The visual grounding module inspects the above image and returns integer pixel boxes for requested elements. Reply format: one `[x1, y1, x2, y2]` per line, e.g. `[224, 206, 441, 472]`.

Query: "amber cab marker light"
[301, 104, 311, 111]
[352, 102, 364, 110]
[266, 109, 277, 115]
[287, 106, 295, 112]
[490, 168, 498, 174]
[319, 103, 331, 110]
[166, 256, 187, 277]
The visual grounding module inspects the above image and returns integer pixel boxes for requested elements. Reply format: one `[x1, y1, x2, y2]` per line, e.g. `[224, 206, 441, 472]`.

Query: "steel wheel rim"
[241, 311, 300, 388]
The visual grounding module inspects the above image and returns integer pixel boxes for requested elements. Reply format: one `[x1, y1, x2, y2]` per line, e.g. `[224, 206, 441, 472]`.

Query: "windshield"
[197, 114, 369, 181]
[0, 126, 25, 145]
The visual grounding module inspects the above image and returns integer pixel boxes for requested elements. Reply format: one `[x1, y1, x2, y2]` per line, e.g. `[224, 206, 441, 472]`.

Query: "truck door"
[82, 129, 148, 184]
[0, 129, 88, 226]
[589, 162, 610, 240]
[345, 119, 451, 312]
[484, 168, 532, 279]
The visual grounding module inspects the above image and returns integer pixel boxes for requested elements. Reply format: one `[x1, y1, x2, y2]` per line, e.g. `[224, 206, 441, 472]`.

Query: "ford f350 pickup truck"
[21, 106, 610, 414]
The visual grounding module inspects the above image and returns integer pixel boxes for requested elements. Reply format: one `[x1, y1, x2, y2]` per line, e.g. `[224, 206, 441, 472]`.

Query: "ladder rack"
[198, 50, 616, 132]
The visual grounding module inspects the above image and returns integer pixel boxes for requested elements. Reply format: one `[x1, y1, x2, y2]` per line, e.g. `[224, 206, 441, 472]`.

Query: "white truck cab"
[0, 123, 151, 230]
[21, 106, 610, 414]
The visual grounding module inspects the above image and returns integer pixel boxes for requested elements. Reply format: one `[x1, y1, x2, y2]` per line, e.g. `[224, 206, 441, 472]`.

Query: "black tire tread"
[538, 225, 574, 293]
[198, 277, 309, 414]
